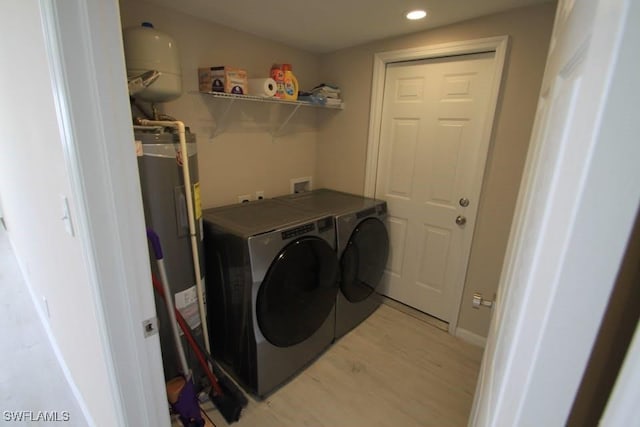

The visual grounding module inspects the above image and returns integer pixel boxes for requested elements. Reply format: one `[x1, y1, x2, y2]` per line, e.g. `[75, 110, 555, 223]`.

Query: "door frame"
[40, 0, 169, 425]
[363, 36, 509, 333]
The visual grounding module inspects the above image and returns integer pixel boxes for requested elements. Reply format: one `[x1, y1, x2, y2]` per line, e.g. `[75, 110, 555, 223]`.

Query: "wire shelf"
[199, 91, 344, 110]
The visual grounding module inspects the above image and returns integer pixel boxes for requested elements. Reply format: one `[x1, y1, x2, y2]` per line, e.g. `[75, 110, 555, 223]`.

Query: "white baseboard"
[455, 327, 487, 348]
[14, 250, 94, 426]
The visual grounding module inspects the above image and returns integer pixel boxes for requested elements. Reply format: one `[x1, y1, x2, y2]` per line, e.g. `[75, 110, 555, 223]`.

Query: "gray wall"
[119, 0, 557, 338]
[120, 0, 322, 207]
[316, 3, 557, 337]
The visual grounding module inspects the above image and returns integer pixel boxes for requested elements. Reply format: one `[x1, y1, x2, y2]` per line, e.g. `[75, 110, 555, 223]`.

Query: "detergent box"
[198, 66, 247, 95]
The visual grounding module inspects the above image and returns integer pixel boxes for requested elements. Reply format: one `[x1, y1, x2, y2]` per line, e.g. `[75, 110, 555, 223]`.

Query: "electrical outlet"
[256, 191, 265, 200]
[238, 194, 252, 203]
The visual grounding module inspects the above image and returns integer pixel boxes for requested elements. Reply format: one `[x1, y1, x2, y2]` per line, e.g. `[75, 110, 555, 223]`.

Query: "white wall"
[0, 1, 121, 425]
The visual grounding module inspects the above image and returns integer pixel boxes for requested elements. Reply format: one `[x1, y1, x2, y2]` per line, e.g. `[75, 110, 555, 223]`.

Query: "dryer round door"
[256, 237, 339, 347]
[340, 217, 389, 303]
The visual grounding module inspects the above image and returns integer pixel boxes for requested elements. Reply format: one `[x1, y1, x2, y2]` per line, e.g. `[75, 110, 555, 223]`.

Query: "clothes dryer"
[275, 189, 389, 339]
[203, 200, 338, 397]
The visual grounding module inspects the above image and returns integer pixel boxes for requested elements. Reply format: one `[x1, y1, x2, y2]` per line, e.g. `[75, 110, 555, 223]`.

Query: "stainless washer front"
[274, 189, 389, 339]
[203, 200, 338, 397]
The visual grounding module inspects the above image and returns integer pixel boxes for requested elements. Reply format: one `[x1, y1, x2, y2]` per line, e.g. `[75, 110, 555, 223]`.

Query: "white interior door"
[471, 0, 640, 424]
[375, 52, 496, 322]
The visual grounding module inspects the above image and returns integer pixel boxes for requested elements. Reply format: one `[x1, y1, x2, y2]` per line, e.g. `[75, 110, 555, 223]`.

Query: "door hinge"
[142, 317, 158, 338]
[0, 205, 6, 231]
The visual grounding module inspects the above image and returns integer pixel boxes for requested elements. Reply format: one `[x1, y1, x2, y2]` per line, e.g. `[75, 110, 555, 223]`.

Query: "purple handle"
[146, 228, 163, 260]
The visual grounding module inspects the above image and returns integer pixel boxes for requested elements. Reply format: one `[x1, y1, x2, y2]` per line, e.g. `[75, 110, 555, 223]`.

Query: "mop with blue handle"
[147, 228, 205, 427]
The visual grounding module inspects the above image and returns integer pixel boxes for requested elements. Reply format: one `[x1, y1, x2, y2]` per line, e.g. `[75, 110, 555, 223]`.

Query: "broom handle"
[152, 273, 224, 396]
[147, 229, 190, 378]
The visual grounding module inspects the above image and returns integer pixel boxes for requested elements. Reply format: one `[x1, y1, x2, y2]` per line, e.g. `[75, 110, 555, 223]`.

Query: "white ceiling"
[142, 0, 553, 53]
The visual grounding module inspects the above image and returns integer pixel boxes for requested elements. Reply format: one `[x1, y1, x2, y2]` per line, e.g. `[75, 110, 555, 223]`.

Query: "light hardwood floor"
[200, 304, 483, 427]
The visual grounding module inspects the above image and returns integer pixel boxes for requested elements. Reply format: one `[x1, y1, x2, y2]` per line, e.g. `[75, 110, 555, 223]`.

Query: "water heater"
[123, 22, 182, 102]
[135, 126, 205, 383]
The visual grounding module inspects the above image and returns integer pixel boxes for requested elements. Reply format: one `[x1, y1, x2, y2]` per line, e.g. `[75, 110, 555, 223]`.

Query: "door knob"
[459, 198, 469, 207]
[455, 215, 467, 226]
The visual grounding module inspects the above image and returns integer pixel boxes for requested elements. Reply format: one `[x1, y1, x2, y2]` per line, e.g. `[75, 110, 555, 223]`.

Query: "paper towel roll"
[248, 78, 277, 97]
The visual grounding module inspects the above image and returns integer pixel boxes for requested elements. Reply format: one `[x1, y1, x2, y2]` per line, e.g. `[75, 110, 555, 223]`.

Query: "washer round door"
[256, 237, 339, 347]
[340, 217, 389, 303]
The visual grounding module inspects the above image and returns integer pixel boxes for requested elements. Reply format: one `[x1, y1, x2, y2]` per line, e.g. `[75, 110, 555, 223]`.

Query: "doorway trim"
[40, 0, 169, 425]
[363, 36, 509, 333]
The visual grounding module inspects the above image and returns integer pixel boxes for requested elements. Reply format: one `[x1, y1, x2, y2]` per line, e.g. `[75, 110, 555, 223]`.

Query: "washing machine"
[275, 189, 390, 339]
[202, 199, 339, 397]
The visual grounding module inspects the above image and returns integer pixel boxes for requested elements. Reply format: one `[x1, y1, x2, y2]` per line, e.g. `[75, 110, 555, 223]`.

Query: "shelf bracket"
[271, 103, 302, 140]
[210, 97, 236, 139]
[198, 91, 343, 140]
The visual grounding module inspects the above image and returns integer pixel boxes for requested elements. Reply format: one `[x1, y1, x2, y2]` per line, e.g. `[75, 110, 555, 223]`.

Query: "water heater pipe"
[138, 119, 211, 355]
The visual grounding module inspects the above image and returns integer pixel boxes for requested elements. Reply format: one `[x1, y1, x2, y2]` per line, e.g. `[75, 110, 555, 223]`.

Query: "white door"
[375, 52, 497, 322]
[471, 0, 640, 425]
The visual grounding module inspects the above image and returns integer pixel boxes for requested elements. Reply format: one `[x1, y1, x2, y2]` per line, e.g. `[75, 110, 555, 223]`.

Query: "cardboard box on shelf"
[198, 66, 247, 95]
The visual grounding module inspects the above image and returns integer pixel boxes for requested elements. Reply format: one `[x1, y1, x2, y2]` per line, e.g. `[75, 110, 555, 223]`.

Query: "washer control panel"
[356, 207, 376, 219]
[281, 223, 315, 240]
[280, 216, 333, 240]
[316, 216, 333, 233]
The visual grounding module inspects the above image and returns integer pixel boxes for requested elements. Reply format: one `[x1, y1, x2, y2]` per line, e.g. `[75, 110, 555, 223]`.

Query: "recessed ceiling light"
[406, 10, 427, 20]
